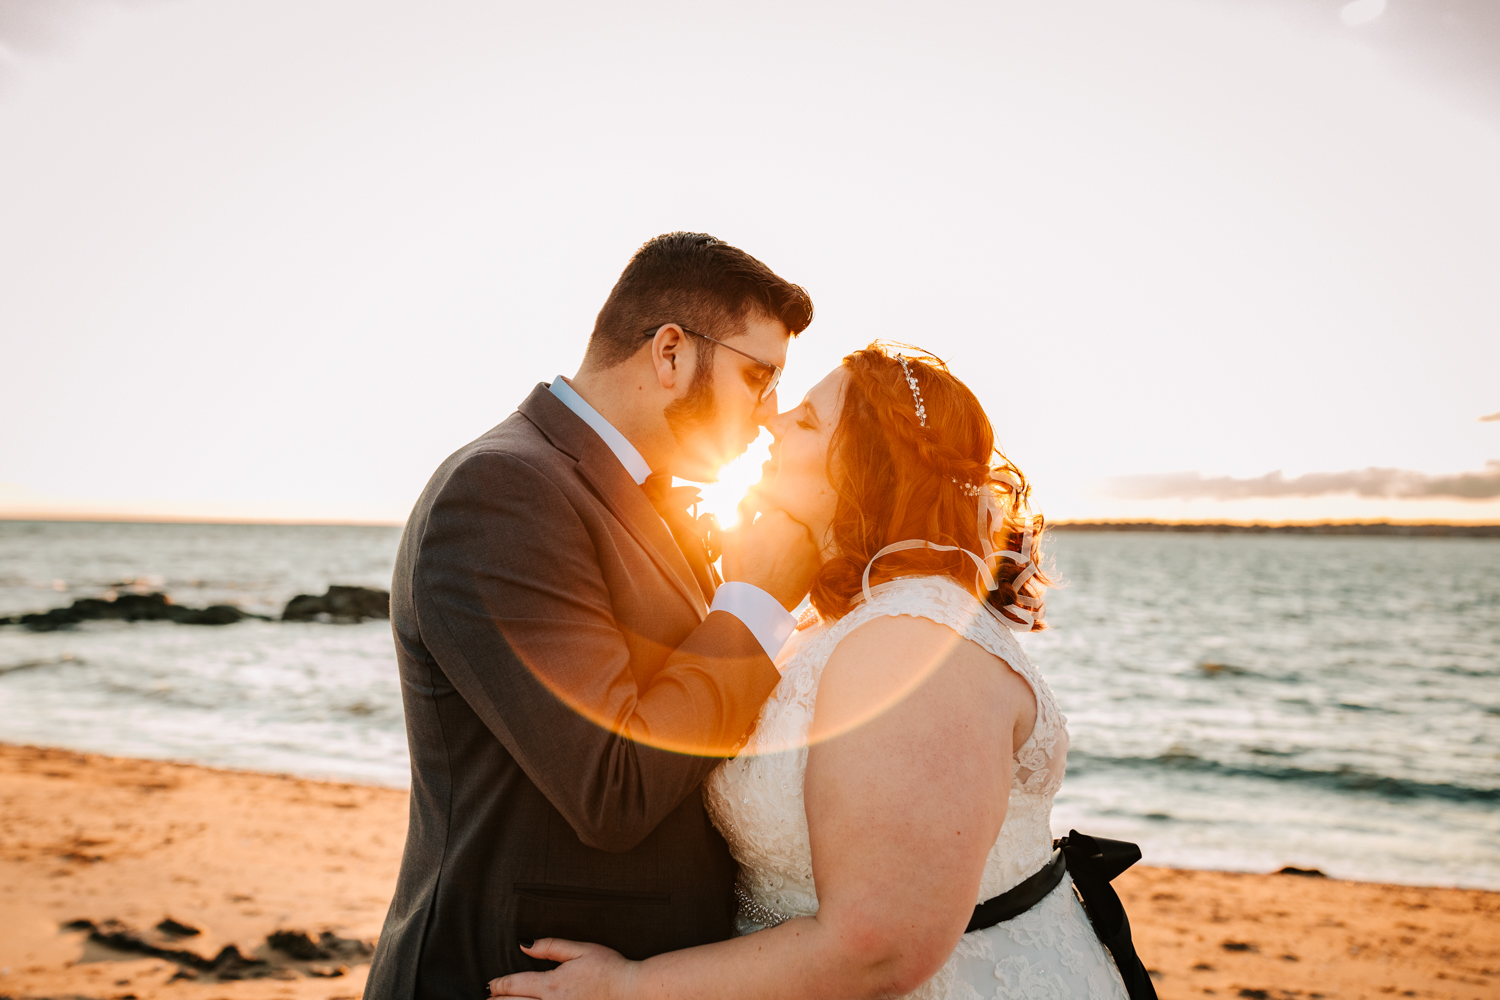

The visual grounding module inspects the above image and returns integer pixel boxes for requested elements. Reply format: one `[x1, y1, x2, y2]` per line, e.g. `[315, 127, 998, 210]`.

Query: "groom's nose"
[754, 389, 780, 425]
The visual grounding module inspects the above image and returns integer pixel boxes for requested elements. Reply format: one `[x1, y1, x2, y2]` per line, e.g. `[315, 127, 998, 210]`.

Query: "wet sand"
[0, 743, 1494, 1000]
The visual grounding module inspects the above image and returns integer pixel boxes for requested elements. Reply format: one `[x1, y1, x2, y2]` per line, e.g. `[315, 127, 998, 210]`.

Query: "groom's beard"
[664, 355, 720, 456]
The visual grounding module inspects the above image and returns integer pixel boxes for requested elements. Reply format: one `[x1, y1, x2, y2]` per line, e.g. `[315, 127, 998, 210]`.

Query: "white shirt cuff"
[710, 581, 797, 666]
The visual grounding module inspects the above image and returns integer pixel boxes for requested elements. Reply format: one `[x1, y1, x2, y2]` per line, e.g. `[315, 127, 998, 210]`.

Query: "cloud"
[1108, 461, 1500, 502]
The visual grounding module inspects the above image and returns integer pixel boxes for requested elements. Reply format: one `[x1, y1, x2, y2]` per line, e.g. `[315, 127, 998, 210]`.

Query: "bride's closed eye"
[797, 402, 821, 432]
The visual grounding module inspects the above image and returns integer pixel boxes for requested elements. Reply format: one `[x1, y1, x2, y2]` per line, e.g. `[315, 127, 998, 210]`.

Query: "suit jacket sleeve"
[413, 450, 782, 853]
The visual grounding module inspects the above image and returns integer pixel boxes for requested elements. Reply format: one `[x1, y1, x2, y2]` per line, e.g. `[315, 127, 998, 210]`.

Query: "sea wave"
[1066, 750, 1500, 803]
[4, 522, 1499, 887]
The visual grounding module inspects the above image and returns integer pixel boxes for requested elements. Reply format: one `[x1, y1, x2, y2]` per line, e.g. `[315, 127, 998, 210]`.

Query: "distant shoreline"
[0, 515, 405, 527]
[1051, 522, 1500, 537]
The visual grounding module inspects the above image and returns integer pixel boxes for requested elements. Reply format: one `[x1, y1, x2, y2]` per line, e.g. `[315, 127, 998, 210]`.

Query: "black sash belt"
[965, 846, 1067, 931]
[966, 830, 1158, 1000]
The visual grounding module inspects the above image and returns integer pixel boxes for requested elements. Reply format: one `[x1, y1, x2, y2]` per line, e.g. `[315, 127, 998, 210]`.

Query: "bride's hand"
[488, 939, 637, 1000]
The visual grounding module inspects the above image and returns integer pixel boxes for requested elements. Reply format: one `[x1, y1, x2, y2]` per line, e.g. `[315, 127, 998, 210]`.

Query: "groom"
[365, 233, 820, 998]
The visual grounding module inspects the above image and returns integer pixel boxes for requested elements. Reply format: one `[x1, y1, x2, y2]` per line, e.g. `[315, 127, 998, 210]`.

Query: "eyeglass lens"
[759, 368, 780, 404]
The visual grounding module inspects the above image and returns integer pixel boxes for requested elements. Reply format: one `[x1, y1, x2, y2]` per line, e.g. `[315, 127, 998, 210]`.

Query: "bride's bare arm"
[490, 614, 1035, 1000]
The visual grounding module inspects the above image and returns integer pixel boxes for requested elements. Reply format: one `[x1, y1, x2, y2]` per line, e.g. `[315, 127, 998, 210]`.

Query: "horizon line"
[4, 513, 1500, 530]
[0, 512, 406, 528]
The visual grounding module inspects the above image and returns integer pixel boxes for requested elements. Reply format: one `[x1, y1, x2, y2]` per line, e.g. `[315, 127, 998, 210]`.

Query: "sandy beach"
[0, 742, 1494, 1000]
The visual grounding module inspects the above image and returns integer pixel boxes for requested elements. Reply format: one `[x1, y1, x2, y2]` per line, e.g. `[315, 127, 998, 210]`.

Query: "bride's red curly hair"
[809, 343, 1051, 627]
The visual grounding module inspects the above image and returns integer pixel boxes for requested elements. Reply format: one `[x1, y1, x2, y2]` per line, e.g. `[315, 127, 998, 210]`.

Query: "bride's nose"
[762, 405, 793, 437]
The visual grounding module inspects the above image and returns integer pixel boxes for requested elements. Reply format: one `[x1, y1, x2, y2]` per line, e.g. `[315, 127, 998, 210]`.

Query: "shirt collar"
[548, 376, 654, 486]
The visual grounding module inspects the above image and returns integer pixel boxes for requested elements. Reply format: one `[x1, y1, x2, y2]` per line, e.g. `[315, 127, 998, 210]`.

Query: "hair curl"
[808, 343, 1051, 628]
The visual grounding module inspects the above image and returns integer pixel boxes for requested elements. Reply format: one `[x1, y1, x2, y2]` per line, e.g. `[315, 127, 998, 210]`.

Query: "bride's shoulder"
[809, 600, 1022, 745]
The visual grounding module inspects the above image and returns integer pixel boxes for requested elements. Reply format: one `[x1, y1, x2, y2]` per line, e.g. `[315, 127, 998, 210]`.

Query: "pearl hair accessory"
[897, 356, 927, 428]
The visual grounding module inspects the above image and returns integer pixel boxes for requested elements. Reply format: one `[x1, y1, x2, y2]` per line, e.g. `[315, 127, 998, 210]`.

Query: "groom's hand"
[722, 508, 820, 611]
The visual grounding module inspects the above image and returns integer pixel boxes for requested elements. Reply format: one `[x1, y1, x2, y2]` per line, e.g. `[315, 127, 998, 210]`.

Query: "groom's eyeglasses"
[642, 324, 782, 404]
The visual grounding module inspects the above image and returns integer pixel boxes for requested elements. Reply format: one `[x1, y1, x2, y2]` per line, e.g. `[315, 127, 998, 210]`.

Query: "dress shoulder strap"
[847, 575, 1065, 746]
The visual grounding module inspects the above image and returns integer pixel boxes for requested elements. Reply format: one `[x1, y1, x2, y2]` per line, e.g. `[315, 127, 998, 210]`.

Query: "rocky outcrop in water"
[1, 592, 268, 631]
[1, 585, 393, 630]
[280, 585, 389, 623]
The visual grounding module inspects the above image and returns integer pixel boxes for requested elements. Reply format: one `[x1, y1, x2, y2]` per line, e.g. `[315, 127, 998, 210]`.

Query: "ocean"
[1, 520, 1495, 889]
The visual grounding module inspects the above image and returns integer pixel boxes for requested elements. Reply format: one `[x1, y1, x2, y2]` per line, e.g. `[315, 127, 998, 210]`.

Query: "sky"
[1, 0, 1498, 526]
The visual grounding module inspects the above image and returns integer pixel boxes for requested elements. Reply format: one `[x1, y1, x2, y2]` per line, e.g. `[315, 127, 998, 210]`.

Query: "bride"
[490, 344, 1135, 1000]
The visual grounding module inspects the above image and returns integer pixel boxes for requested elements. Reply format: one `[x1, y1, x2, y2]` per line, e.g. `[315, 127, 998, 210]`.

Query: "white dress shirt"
[549, 377, 796, 662]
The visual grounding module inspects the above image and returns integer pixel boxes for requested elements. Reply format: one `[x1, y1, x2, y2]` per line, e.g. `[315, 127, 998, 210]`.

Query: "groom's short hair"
[585, 232, 813, 369]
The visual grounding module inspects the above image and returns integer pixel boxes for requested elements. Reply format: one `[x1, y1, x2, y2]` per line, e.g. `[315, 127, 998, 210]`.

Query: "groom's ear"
[650, 323, 689, 390]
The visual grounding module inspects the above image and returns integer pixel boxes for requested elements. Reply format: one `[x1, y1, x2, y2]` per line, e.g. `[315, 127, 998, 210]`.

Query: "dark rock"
[15, 606, 90, 631]
[169, 604, 248, 626]
[210, 944, 273, 980]
[1275, 866, 1327, 877]
[4, 592, 268, 630]
[110, 593, 178, 621]
[317, 929, 375, 960]
[66, 918, 364, 983]
[266, 928, 374, 961]
[85, 918, 216, 970]
[281, 586, 390, 623]
[267, 929, 324, 961]
[156, 917, 201, 937]
[281, 594, 326, 621]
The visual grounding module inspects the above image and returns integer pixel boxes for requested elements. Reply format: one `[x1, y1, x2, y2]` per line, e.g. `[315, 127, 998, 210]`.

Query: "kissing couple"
[365, 233, 1154, 1000]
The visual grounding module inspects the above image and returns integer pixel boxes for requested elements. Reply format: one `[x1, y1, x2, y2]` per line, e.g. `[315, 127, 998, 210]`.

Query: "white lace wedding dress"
[704, 575, 1129, 1000]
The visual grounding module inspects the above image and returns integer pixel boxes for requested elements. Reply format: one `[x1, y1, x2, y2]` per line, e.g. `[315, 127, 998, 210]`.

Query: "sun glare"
[693, 429, 774, 529]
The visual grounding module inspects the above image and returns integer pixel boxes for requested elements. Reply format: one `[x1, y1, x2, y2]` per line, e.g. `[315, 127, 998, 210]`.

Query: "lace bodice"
[705, 574, 1070, 925]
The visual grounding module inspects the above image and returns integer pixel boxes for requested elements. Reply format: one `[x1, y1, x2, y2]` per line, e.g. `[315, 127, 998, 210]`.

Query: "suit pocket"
[512, 882, 672, 962]
[514, 883, 671, 905]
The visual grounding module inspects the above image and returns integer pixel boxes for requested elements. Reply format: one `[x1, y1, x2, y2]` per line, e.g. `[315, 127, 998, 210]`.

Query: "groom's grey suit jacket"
[365, 385, 782, 999]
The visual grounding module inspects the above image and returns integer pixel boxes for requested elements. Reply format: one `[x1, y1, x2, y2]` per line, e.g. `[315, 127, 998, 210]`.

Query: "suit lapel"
[517, 385, 708, 618]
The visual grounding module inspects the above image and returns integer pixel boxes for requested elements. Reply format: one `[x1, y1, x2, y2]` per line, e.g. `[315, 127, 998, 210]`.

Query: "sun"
[693, 429, 774, 529]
